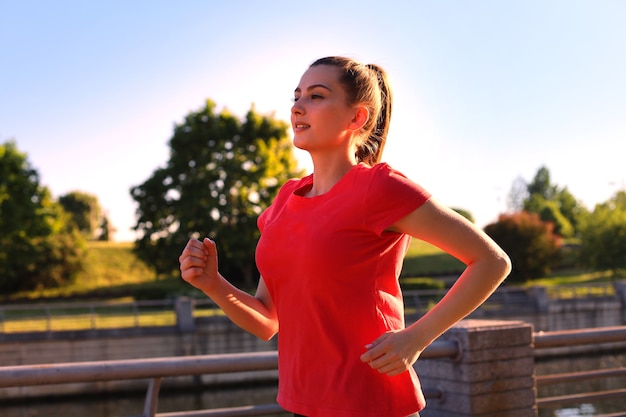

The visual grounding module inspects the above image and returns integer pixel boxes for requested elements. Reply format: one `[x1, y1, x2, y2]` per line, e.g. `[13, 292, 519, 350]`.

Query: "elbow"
[256, 329, 278, 342]
[258, 332, 277, 342]
[254, 322, 279, 342]
[496, 249, 512, 281]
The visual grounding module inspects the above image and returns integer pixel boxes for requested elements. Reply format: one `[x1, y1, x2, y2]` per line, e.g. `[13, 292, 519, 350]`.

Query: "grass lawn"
[0, 241, 197, 303]
[1, 239, 618, 303]
[402, 239, 465, 278]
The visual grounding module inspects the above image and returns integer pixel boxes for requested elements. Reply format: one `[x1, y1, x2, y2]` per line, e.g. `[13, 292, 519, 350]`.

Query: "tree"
[506, 176, 529, 213]
[521, 166, 588, 237]
[59, 191, 102, 239]
[527, 166, 557, 201]
[484, 211, 561, 282]
[0, 140, 85, 293]
[580, 190, 626, 274]
[97, 214, 115, 241]
[555, 187, 588, 234]
[130, 100, 304, 289]
[524, 194, 574, 238]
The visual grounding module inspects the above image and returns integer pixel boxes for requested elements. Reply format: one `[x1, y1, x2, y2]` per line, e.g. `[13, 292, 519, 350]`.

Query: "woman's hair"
[310, 56, 393, 166]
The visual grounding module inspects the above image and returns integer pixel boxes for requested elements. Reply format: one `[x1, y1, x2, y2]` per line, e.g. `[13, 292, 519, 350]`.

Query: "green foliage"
[58, 190, 102, 239]
[521, 166, 588, 237]
[130, 100, 303, 289]
[557, 187, 588, 232]
[580, 190, 626, 272]
[0, 140, 85, 293]
[484, 211, 561, 283]
[526, 166, 557, 200]
[524, 194, 574, 237]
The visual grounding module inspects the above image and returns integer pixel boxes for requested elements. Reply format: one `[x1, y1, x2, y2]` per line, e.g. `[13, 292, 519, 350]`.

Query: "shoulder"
[278, 175, 312, 196]
[364, 163, 431, 210]
[360, 163, 429, 196]
[268, 175, 312, 207]
[356, 162, 411, 182]
[357, 163, 431, 235]
[258, 175, 312, 231]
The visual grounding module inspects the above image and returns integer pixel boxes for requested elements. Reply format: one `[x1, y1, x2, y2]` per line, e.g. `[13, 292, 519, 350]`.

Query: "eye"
[311, 94, 323, 99]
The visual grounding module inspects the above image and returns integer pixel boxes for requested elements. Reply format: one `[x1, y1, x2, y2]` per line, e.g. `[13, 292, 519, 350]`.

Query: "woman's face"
[291, 65, 360, 155]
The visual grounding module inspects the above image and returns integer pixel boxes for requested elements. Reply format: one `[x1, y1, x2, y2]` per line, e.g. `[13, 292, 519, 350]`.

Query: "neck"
[306, 152, 357, 197]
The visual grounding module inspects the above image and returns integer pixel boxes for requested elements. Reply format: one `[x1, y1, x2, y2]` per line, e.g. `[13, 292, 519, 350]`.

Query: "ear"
[348, 106, 369, 131]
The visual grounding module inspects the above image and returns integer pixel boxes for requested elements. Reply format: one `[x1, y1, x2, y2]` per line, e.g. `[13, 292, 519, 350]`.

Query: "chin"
[292, 137, 308, 151]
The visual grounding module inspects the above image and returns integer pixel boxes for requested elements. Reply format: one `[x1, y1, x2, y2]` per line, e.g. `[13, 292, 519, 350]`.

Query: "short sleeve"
[257, 206, 269, 233]
[257, 178, 304, 233]
[365, 163, 431, 235]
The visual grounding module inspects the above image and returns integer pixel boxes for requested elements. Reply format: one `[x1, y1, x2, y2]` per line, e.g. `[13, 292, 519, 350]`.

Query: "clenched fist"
[179, 238, 220, 292]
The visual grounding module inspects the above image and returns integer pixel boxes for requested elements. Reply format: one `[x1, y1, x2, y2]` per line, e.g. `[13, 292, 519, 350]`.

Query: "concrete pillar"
[416, 319, 537, 417]
[175, 297, 195, 333]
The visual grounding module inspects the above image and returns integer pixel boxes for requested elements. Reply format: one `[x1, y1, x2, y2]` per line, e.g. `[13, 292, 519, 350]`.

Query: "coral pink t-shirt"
[256, 163, 430, 417]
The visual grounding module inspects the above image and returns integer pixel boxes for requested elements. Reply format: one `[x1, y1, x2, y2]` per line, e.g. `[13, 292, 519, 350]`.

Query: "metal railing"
[534, 326, 626, 412]
[2, 291, 626, 415]
[1, 281, 622, 334]
[0, 298, 219, 334]
[0, 299, 176, 333]
[0, 340, 459, 417]
[1, 326, 626, 415]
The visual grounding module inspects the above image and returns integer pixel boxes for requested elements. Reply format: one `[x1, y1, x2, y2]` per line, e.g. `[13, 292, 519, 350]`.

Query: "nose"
[291, 100, 304, 116]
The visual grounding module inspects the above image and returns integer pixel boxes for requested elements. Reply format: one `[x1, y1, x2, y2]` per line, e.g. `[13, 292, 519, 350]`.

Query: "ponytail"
[310, 57, 393, 166]
[356, 64, 392, 166]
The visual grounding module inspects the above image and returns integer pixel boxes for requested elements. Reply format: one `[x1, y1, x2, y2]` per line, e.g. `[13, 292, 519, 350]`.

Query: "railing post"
[90, 304, 97, 330]
[529, 286, 550, 330]
[175, 297, 195, 333]
[45, 307, 52, 332]
[143, 377, 162, 417]
[416, 319, 537, 417]
[530, 286, 549, 313]
[614, 281, 626, 324]
[133, 302, 140, 327]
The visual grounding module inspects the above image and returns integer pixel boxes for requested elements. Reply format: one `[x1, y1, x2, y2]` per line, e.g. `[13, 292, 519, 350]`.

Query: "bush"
[484, 211, 561, 283]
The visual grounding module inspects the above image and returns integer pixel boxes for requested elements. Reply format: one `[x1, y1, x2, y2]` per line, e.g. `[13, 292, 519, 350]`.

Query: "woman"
[179, 56, 511, 417]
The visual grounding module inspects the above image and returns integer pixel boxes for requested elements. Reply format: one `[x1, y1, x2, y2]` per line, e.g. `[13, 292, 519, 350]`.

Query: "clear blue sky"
[2, 1, 625, 241]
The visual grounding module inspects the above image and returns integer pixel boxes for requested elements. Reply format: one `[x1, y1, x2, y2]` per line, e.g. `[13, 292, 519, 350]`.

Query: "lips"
[293, 122, 310, 131]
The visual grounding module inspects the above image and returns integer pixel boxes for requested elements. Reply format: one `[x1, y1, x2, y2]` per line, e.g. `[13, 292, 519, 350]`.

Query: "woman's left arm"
[361, 197, 512, 376]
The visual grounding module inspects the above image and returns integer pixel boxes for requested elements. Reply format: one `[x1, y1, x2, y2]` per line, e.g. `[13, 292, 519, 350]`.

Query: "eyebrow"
[294, 83, 333, 94]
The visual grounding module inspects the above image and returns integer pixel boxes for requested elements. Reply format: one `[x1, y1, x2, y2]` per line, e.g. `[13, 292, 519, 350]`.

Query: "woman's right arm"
[179, 238, 278, 341]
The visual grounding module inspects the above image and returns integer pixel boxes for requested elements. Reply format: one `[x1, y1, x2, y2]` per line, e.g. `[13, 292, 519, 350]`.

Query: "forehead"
[296, 65, 341, 91]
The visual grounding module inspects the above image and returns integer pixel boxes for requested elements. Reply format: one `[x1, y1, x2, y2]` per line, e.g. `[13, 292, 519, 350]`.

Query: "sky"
[1, 0, 625, 241]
